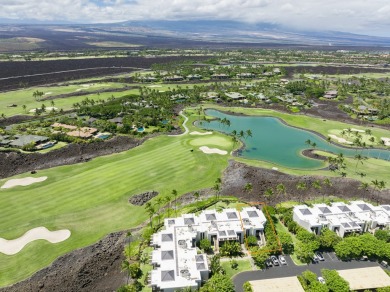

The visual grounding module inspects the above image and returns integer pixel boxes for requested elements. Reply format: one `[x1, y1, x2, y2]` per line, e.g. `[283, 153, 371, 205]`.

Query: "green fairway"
[0, 82, 136, 117]
[0, 129, 233, 286]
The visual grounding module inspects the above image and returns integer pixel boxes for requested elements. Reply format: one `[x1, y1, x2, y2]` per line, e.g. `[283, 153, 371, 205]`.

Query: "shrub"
[246, 235, 258, 247]
[200, 238, 212, 252]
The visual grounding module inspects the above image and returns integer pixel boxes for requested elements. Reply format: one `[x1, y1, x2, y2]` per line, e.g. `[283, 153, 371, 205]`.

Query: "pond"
[199, 109, 390, 169]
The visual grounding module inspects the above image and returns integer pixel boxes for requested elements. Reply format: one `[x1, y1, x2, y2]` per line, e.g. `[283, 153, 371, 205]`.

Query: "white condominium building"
[293, 201, 390, 237]
[149, 207, 267, 291]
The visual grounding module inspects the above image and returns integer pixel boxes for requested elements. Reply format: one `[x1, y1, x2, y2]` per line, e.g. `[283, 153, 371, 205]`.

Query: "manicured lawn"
[0, 82, 136, 117]
[0, 129, 233, 286]
[221, 259, 253, 279]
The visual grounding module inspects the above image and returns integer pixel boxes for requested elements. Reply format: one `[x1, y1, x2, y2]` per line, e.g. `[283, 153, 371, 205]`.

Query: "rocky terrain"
[0, 136, 145, 179]
[222, 160, 390, 205]
[129, 191, 159, 206]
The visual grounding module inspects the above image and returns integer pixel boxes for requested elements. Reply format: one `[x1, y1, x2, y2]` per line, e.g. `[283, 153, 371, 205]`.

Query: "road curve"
[169, 111, 189, 137]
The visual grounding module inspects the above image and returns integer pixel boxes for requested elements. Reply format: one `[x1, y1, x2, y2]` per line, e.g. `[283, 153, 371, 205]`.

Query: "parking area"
[265, 252, 343, 270]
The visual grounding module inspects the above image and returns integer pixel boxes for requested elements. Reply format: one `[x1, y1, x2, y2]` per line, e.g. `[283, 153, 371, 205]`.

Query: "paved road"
[168, 111, 189, 137]
[233, 254, 380, 292]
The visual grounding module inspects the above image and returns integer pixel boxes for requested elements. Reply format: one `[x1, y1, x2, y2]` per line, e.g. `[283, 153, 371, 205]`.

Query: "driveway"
[233, 254, 380, 292]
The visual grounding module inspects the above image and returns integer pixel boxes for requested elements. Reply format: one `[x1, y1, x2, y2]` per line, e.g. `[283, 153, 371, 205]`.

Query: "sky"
[1, 0, 390, 36]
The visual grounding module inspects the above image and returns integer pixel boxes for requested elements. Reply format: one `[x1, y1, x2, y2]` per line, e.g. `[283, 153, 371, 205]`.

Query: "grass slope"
[0, 130, 233, 286]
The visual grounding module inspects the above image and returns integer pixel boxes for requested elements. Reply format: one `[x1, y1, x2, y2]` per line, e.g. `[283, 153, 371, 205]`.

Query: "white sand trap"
[344, 128, 365, 133]
[1, 176, 47, 189]
[147, 85, 162, 88]
[44, 92, 52, 95]
[328, 134, 353, 145]
[29, 107, 57, 113]
[381, 137, 390, 146]
[190, 131, 213, 136]
[46, 107, 57, 111]
[272, 167, 279, 170]
[82, 84, 91, 88]
[199, 146, 227, 155]
[0, 227, 71, 255]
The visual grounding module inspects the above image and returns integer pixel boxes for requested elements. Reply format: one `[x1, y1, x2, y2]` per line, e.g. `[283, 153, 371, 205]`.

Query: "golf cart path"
[169, 111, 189, 137]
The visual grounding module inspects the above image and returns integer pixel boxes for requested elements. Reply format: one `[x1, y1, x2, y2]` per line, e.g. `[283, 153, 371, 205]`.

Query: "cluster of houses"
[139, 68, 281, 83]
[293, 201, 390, 237]
[0, 134, 54, 150]
[149, 207, 267, 292]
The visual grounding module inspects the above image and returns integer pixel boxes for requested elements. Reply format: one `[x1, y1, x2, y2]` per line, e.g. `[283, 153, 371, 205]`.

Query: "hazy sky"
[1, 0, 390, 36]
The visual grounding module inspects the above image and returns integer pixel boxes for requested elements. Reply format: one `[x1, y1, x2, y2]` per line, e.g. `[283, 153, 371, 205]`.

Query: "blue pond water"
[200, 109, 390, 169]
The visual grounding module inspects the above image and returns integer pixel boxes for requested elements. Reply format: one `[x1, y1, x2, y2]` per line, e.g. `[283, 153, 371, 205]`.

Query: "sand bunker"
[381, 137, 390, 146]
[0, 227, 71, 255]
[147, 85, 162, 88]
[199, 146, 227, 155]
[190, 131, 213, 136]
[328, 134, 353, 145]
[344, 128, 365, 133]
[1, 176, 47, 189]
[44, 92, 52, 95]
[29, 107, 57, 113]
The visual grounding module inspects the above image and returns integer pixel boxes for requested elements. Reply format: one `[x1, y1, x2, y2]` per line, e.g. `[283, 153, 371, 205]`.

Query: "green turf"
[221, 259, 253, 279]
[0, 82, 135, 117]
[0, 129, 233, 286]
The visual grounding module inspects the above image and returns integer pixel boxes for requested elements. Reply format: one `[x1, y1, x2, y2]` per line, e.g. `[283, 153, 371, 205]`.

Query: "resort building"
[323, 90, 338, 99]
[149, 207, 267, 291]
[293, 201, 390, 237]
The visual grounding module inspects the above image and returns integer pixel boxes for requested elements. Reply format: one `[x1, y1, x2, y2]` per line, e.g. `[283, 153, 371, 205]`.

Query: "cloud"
[0, 0, 389, 36]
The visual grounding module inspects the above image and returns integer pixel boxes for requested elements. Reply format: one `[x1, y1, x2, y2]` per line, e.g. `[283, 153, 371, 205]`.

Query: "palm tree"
[296, 182, 307, 202]
[246, 129, 252, 139]
[22, 104, 27, 113]
[276, 183, 286, 198]
[354, 154, 364, 171]
[145, 202, 155, 228]
[322, 178, 332, 202]
[172, 189, 178, 216]
[193, 191, 200, 201]
[263, 188, 274, 203]
[305, 139, 312, 147]
[164, 195, 172, 217]
[154, 197, 164, 225]
[358, 182, 369, 201]
[244, 183, 253, 193]
[121, 260, 131, 285]
[311, 180, 322, 198]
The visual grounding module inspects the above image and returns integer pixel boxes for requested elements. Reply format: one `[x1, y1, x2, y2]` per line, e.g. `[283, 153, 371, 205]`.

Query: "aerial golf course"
[0, 105, 390, 286]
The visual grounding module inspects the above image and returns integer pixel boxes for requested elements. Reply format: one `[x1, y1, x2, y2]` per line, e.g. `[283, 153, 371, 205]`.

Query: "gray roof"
[319, 207, 332, 214]
[9, 135, 49, 147]
[184, 218, 195, 225]
[161, 270, 175, 282]
[299, 208, 312, 215]
[196, 263, 206, 270]
[161, 233, 173, 242]
[338, 205, 351, 212]
[225, 92, 245, 99]
[227, 230, 236, 236]
[247, 211, 259, 218]
[161, 250, 174, 260]
[357, 204, 372, 211]
[206, 214, 216, 221]
[226, 212, 238, 219]
[195, 255, 204, 262]
[218, 230, 227, 236]
[383, 205, 390, 211]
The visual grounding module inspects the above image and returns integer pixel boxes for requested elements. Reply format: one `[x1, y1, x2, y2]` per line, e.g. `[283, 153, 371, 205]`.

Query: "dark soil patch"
[0, 231, 127, 292]
[0, 136, 145, 179]
[129, 191, 159, 206]
[221, 160, 390, 205]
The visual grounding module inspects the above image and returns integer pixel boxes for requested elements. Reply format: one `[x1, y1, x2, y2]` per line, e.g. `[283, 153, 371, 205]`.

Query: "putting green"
[190, 136, 231, 148]
[0, 132, 233, 287]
